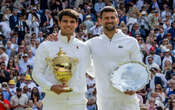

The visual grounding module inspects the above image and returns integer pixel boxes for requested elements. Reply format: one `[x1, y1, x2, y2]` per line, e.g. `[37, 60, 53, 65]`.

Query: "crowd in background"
[0, 0, 175, 110]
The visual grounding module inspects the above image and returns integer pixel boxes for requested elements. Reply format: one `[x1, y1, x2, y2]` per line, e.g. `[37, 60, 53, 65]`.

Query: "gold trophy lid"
[57, 48, 66, 56]
[51, 48, 78, 65]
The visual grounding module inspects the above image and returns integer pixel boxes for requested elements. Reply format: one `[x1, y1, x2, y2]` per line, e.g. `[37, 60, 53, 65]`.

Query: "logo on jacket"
[118, 45, 123, 48]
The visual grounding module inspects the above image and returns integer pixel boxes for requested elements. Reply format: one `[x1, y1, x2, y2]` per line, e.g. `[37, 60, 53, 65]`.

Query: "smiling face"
[58, 9, 79, 37]
[58, 16, 78, 36]
[100, 6, 119, 32]
[101, 12, 118, 32]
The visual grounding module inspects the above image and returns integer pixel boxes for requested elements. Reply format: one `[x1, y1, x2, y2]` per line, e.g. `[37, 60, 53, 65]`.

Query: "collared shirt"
[10, 94, 28, 110]
[18, 59, 30, 74]
[146, 54, 161, 66]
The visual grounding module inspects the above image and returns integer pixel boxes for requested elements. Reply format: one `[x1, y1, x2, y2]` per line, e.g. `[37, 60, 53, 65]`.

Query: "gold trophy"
[46, 48, 78, 92]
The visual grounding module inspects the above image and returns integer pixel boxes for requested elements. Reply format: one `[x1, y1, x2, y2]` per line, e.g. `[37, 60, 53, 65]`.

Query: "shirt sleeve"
[32, 42, 53, 91]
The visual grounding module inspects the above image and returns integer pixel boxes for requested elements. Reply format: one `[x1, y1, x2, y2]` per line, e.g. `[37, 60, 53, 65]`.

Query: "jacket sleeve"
[85, 40, 95, 78]
[32, 42, 53, 91]
[129, 38, 143, 62]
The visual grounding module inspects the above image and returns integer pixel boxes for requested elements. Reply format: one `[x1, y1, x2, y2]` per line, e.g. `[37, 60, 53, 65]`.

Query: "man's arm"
[85, 40, 95, 78]
[129, 38, 142, 62]
[125, 38, 143, 95]
[32, 42, 66, 94]
[32, 42, 53, 91]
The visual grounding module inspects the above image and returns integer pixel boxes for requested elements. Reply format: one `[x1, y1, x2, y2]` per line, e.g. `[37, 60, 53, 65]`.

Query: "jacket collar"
[101, 29, 125, 41]
[57, 31, 75, 44]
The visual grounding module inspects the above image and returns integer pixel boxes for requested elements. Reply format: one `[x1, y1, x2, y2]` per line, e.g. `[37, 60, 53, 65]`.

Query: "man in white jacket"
[86, 6, 142, 110]
[32, 9, 90, 110]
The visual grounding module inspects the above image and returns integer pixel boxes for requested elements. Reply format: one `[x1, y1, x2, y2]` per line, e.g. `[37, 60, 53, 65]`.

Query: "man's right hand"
[46, 33, 58, 41]
[50, 84, 64, 95]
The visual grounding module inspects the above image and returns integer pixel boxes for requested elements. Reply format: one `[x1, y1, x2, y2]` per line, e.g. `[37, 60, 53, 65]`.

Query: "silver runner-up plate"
[110, 61, 150, 92]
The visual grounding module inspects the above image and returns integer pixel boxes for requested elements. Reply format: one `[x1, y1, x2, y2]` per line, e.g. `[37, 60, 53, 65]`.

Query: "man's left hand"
[46, 33, 58, 41]
[124, 90, 135, 95]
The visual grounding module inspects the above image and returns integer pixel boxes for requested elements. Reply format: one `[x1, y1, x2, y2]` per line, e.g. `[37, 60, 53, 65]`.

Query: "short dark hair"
[100, 6, 118, 18]
[58, 9, 79, 22]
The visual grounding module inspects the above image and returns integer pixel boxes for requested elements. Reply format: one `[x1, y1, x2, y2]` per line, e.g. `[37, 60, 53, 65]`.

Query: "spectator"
[0, 62, 10, 83]
[0, 90, 10, 110]
[154, 84, 166, 106]
[166, 80, 175, 97]
[7, 58, 19, 72]
[27, 49, 34, 66]
[0, 45, 9, 66]
[146, 46, 162, 67]
[1, 82, 11, 101]
[168, 22, 175, 38]
[49, 0, 63, 11]
[5, 41, 15, 58]
[10, 35, 19, 53]
[27, 7, 41, 35]
[83, 15, 94, 33]
[94, 0, 105, 13]
[0, 15, 11, 39]
[36, 31, 44, 43]
[25, 74, 37, 92]
[148, 10, 160, 30]
[9, 8, 18, 31]
[147, 98, 156, 110]
[165, 64, 175, 80]
[8, 79, 16, 96]
[162, 48, 174, 69]
[16, 14, 29, 45]
[18, 54, 30, 75]
[89, 17, 103, 36]
[10, 87, 28, 110]
[22, 85, 30, 99]
[156, 27, 166, 45]
[147, 56, 159, 70]
[149, 0, 160, 12]
[29, 87, 43, 110]
[118, 9, 127, 26]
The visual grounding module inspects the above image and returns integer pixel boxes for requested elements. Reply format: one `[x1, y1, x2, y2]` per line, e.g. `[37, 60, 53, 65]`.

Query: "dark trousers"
[18, 31, 25, 45]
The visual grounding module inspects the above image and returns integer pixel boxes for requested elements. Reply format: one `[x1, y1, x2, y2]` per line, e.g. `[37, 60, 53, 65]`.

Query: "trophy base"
[62, 87, 73, 92]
